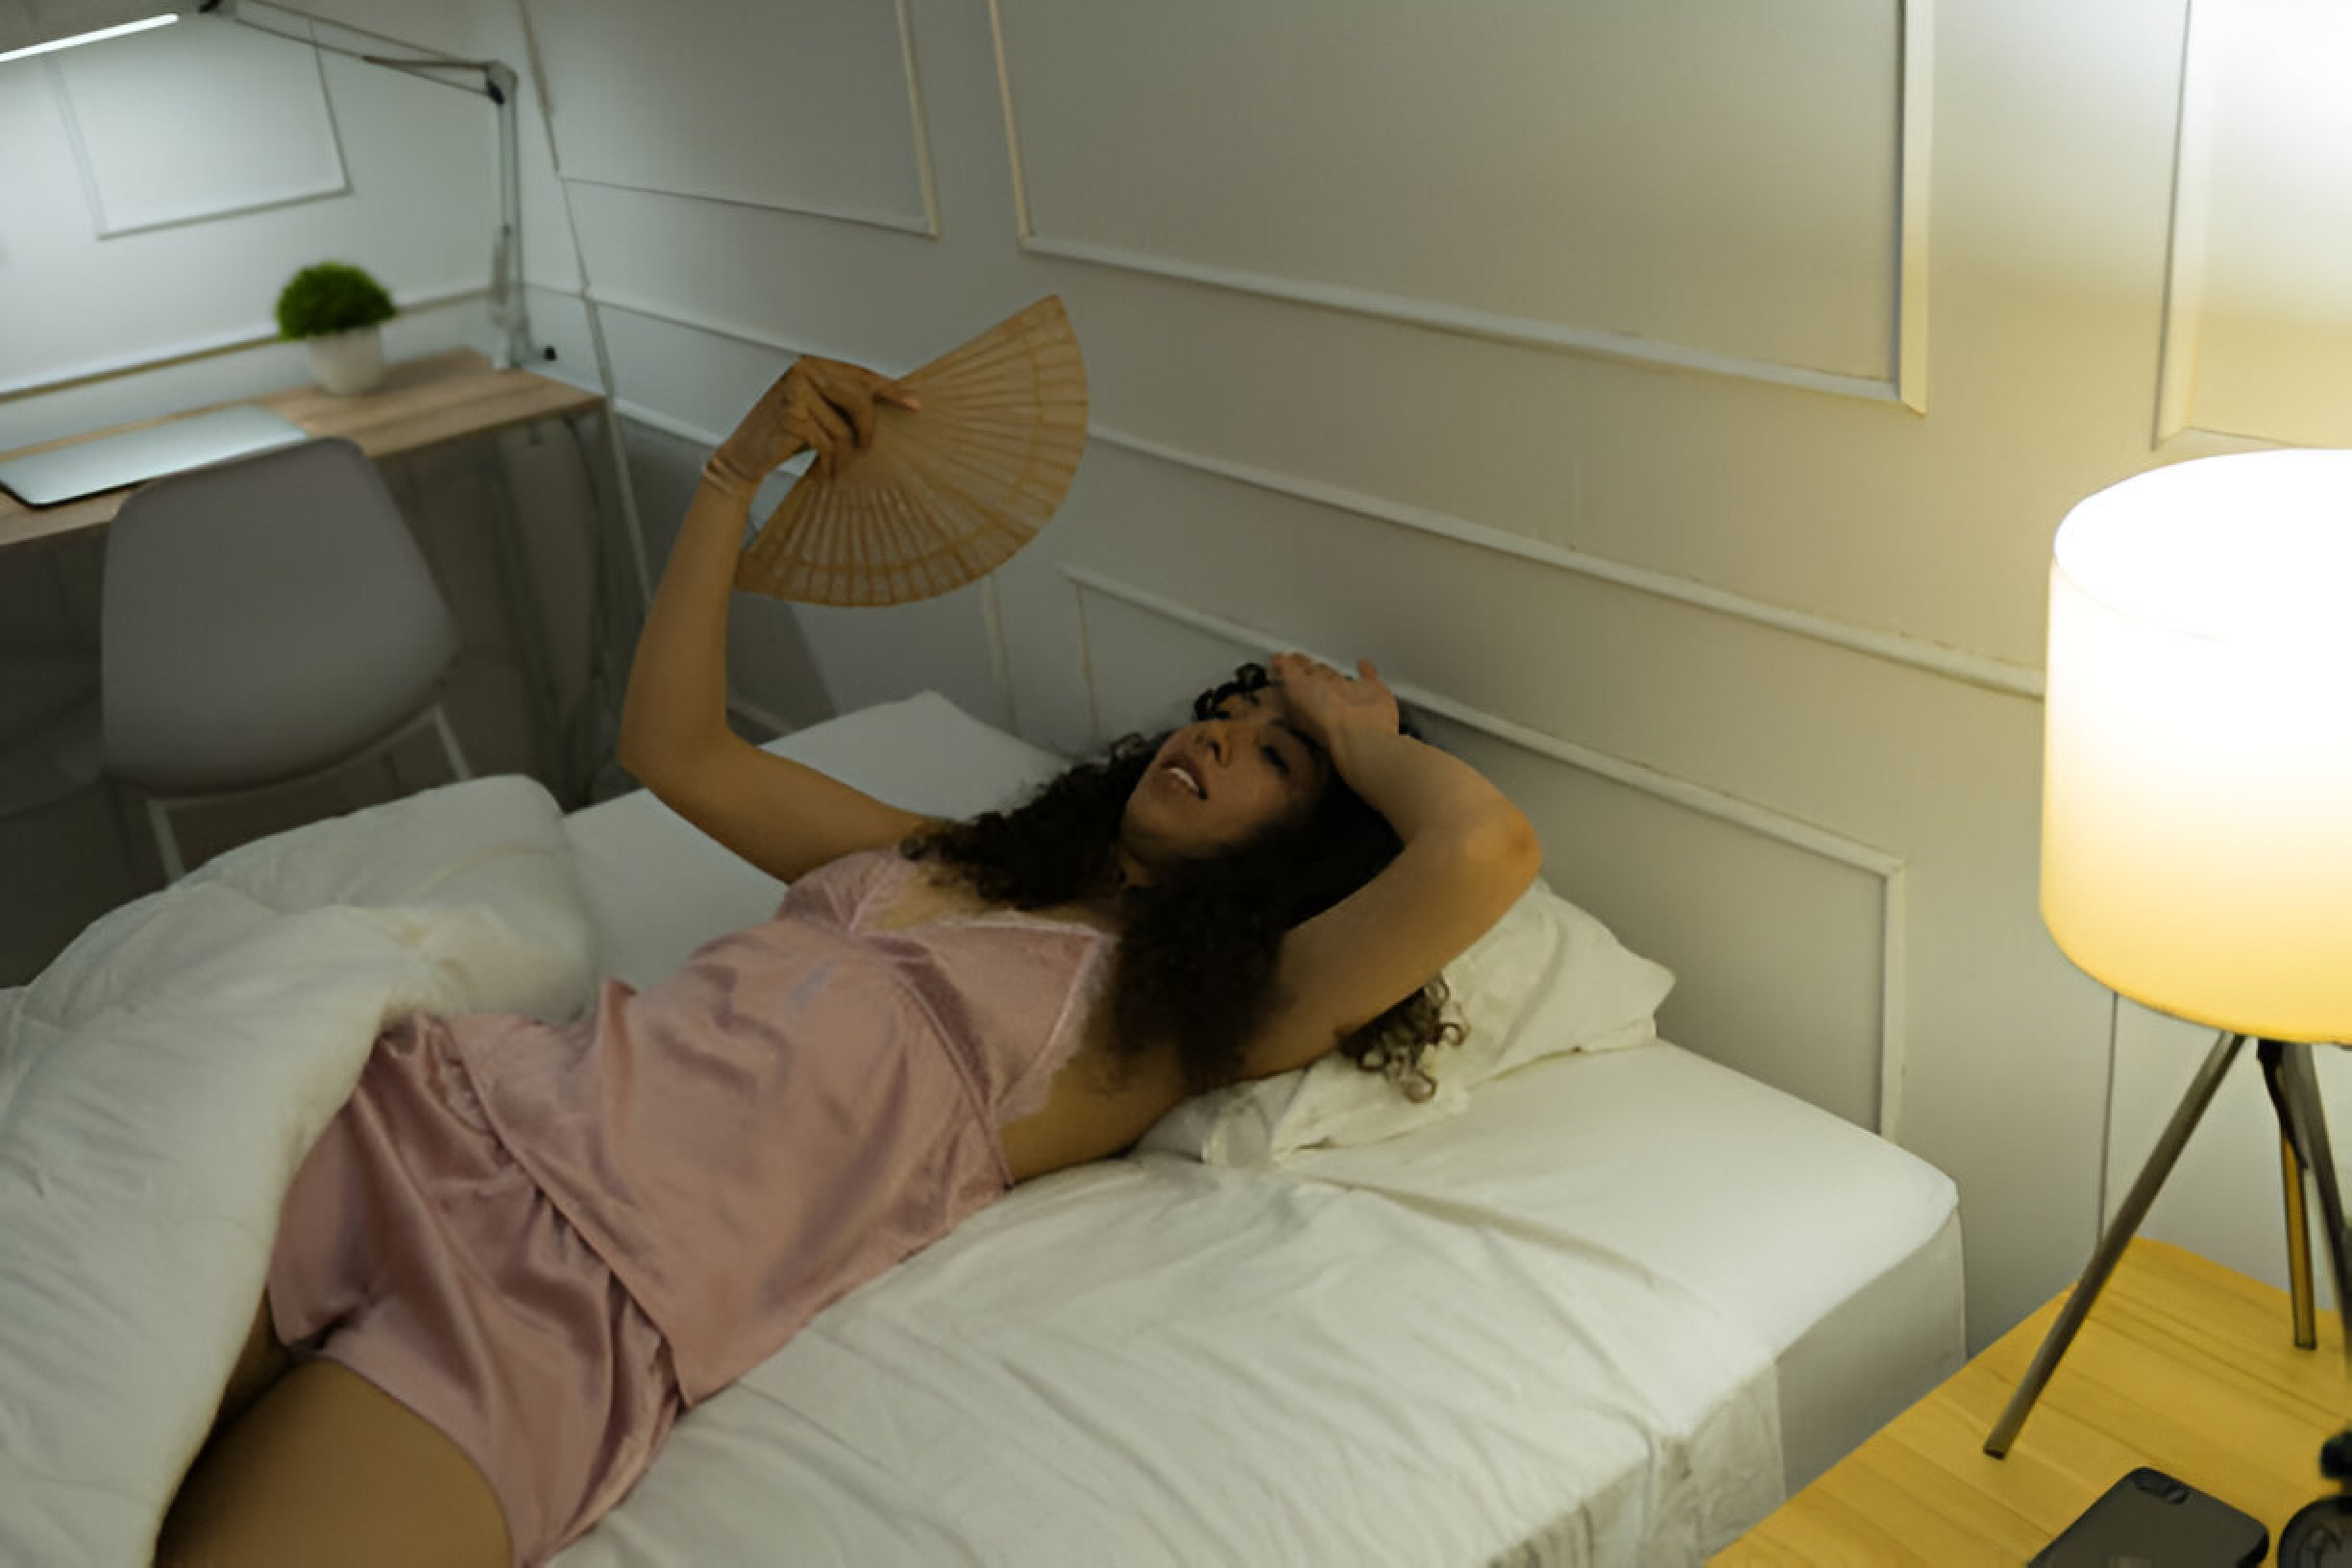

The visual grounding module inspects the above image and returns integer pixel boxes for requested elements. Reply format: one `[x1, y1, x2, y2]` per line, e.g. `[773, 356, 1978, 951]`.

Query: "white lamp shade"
[2042, 449, 2352, 1044]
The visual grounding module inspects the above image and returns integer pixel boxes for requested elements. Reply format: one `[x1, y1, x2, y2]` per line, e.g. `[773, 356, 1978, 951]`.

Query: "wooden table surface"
[1715, 1239, 2352, 1567]
[0, 349, 605, 554]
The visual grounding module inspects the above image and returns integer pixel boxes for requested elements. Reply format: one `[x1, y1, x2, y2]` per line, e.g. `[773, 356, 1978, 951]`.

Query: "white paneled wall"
[995, 0, 1918, 402]
[8, 0, 2352, 1362]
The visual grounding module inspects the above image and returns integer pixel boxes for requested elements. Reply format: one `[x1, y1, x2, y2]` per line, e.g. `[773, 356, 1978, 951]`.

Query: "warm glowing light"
[0, 12, 177, 64]
[2041, 450, 2352, 1043]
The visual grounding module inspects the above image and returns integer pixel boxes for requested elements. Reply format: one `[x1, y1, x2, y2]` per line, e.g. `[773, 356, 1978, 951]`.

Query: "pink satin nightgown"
[265, 848, 1115, 1564]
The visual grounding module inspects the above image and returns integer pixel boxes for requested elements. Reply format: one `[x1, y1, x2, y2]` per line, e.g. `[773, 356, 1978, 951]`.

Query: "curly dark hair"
[906, 663, 1461, 1099]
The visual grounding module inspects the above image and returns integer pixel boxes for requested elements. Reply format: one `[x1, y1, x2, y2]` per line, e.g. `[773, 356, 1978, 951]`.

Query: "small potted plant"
[275, 260, 397, 395]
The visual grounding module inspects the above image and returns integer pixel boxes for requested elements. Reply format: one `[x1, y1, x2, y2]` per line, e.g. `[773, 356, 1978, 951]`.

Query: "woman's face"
[1117, 682, 1331, 876]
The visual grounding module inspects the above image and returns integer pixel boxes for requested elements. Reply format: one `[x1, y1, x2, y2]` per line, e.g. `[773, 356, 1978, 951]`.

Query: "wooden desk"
[1715, 1240, 2352, 1566]
[0, 349, 605, 553]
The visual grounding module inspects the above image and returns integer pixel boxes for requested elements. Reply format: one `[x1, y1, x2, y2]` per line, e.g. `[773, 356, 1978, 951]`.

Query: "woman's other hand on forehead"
[1268, 653, 1401, 749]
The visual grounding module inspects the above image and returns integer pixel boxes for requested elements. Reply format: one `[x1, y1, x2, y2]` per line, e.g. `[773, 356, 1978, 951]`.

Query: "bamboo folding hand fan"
[734, 296, 1088, 606]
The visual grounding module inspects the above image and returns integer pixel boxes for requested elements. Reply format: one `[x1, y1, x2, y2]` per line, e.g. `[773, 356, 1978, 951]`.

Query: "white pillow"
[1139, 877, 1673, 1165]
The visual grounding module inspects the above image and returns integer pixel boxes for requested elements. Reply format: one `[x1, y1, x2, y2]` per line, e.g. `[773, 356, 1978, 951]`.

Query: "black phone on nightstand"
[2027, 1467, 2267, 1567]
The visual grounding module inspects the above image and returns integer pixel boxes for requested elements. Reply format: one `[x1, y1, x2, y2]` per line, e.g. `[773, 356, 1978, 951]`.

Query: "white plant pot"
[306, 327, 387, 395]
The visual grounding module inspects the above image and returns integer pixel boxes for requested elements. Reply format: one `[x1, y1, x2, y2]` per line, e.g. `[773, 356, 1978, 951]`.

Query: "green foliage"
[274, 261, 397, 339]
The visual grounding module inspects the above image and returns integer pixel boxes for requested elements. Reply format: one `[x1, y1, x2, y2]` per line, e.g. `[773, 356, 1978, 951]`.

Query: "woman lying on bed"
[158, 354, 1540, 1568]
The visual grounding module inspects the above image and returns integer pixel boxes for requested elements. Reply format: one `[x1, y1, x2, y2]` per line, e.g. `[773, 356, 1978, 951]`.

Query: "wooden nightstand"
[1715, 1239, 2352, 1566]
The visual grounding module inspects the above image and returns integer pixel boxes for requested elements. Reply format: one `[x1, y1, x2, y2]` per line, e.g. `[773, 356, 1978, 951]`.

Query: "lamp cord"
[233, 0, 652, 772]
[235, 0, 652, 611]
[505, 0, 652, 614]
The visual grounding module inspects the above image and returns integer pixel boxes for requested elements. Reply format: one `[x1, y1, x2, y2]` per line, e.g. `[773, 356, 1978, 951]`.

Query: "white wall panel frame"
[993, 0, 1935, 412]
[2154, 0, 2352, 447]
[0, 284, 484, 404]
[1058, 563, 1912, 1139]
[525, 0, 940, 238]
[1089, 425, 2040, 699]
[2152, 0, 2213, 446]
[44, 18, 351, 237]
[1895, 0, 1934, 414]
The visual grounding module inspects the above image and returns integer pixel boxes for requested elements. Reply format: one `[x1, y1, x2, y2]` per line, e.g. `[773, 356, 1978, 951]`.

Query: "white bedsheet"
[561, 1155, 1781, 1568]
[0, 776, 594, 1567]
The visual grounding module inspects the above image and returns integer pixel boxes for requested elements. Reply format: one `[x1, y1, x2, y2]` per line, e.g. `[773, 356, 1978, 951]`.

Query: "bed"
[0, 692, 1962, 1566]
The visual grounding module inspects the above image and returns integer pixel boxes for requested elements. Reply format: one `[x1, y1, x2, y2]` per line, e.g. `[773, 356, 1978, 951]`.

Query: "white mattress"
[552, 693, 1964, 1562]
[1287, 1043, 1966, 1489]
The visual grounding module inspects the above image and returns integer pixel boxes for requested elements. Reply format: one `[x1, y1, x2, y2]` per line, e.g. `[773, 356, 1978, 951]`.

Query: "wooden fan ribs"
[735, 296, 1087, 606]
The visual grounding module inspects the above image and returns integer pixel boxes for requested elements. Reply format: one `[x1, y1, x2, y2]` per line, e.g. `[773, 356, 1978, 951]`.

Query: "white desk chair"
[101, 436, 470, 879]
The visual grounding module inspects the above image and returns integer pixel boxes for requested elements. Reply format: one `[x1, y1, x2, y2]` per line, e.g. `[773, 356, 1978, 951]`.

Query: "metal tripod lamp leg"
[2268, 1040, 2352, 1368]
[1984, 1032, 2247, 1458]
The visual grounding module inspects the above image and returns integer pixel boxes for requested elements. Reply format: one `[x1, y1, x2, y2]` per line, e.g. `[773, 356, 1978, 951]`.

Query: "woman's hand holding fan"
[731, 296, 1088, 607]
[703, 357, 919, 497]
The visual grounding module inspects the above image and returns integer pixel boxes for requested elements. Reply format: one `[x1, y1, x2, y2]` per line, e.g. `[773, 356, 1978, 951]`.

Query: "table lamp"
[1986, 449, 2352, 1458]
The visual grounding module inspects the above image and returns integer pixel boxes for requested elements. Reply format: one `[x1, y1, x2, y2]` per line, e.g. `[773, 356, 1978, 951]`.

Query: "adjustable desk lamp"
[1, 0, 536, 370]
[1985, 449, 2352, 1466]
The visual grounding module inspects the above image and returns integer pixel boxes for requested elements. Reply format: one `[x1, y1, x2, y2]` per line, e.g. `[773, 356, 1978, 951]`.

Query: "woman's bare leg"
[213, 1293, 291, 1432]
[157, 1360, 511, 1568]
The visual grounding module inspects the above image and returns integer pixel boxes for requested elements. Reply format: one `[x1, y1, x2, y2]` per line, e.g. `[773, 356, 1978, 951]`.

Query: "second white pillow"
[1139, 878, 1674, 1165]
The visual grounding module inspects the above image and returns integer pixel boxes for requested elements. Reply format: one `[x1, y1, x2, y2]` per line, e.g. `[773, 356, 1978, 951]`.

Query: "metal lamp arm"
[229, 6, 536, 369]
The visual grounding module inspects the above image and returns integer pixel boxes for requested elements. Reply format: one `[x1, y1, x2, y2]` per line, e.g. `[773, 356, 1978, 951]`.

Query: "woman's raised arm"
[618, 357, 936, 882]
[1243, 653, 1542, 1079]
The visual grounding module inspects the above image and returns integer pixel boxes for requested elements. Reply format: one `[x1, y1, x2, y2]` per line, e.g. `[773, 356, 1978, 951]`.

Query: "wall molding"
[1057, 562, 1913, 1139]
[1090, 424, 2044, 700]
[2150, 0, 2352, 451]
[46, 20, 352, 239]
[892, 0, 944, 242]
[1896, 0, 1936, 414]
[2152, 0, 2215, 445]
[605, 394, 720, 451]
[583, 288, 933, 387]
[1028, 235, 1911, 406]
[0, 284, 492, 403]
[558, 174, 938, 240]
[582, 296, 838, 473]
[992, 0, 1934, 412]
[528, 0, 939, 240]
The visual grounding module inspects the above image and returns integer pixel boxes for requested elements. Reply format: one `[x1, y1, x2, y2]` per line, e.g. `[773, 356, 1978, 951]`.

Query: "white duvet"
[0, 776, 594, 1567]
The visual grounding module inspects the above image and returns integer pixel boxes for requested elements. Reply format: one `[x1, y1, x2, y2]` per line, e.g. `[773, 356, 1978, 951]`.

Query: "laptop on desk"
[0, 405, 311, 508]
